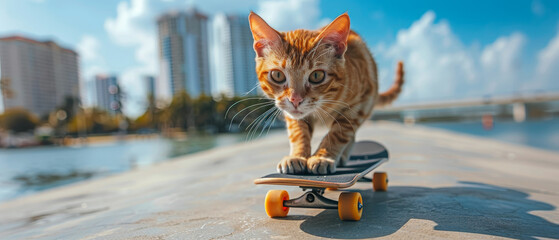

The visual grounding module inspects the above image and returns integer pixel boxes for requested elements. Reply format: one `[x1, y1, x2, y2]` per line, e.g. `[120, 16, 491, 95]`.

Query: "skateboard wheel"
[265, 190, 289, 218]
[372, 172, 388, 191]
[338, 192, 363, 221]
[327, 187, 338, 191]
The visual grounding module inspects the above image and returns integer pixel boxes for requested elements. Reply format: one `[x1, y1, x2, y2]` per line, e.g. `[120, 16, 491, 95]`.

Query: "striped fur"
[249, 12, 404, 174]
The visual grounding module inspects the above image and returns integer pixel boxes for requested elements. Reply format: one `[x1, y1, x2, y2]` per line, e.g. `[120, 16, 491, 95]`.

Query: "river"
[419, 118, 559, 152]
[0, 133, 250, 202]
[1, 118, 557, 203]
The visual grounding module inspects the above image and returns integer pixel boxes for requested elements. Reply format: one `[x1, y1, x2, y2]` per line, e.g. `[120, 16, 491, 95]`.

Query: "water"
[2, 118, 557, 203]
[0, 133, 248, 202]
[419, 118, 559, 152]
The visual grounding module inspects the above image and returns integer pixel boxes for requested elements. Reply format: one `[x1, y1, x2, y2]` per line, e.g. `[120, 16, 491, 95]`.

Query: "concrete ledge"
[0, 121, 558, 239]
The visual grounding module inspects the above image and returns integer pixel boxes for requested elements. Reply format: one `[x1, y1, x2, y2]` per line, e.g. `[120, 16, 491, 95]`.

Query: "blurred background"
[0, 0, 557, 202]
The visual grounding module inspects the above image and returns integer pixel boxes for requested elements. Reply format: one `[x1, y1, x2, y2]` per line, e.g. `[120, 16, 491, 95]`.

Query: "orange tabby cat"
[249, 12, 404, 174]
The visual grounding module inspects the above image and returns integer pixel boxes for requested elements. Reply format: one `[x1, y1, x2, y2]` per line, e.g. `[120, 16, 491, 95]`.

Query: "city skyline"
[1, 0, 559, 116]
[0, 8, 265, 117]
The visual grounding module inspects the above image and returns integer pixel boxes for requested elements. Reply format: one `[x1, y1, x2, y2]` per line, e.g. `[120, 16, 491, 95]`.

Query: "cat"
[248, 12, 404, 174]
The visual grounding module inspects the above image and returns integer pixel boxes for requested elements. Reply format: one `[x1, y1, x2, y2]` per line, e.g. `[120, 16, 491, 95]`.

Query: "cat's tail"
[376, 61, 404, 107]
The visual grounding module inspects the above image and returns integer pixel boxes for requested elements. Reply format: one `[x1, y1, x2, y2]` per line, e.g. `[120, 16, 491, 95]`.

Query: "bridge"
[376, 92, 559, 123]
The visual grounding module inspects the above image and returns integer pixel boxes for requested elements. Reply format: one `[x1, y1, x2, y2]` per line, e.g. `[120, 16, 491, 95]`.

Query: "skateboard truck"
[283, 188, 338, 209]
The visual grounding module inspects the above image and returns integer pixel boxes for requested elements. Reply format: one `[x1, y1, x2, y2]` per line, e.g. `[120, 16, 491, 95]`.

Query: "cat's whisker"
[318, 103, 355, 114]
[317, 106, 341, 130]
[320, 105, 356, 135]
[259, 108, 280, 138]
[323, 102, 357, 117]
[234, 103, 274, 133]
[264, 109, 281, 137]
[244, 108, 271, 142]
[319, 99, 351, 107]
[318, 100, 358, 115]
[242, 83, 262, 96]
[334, 82, 356, 95]
[230, 102, 274, 130]
[318, 111, 334, 149]
[254, 108, 275, 139]
[321, 105, 357, 132]
[322, 103, 355, 121]
[245, 106, 274, 133]
[315, 108, 328, 125]
[266, 109, 281, 135]
[225, 97, 270, 119]
[310, 38, 326, 58]
[307, 44, 320, 59]
[314, 109, 332, 149]
[313, 50, 330, 61]
[252, 109, 275, 139]
[246, 107, 276, 141]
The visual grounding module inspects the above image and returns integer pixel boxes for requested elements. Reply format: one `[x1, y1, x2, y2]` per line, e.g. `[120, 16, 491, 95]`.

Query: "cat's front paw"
[307, 156, 336, 174]
[277, 156, 307, 174]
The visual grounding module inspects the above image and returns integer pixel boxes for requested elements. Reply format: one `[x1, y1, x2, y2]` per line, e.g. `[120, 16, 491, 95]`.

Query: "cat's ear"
[315, 13, 351, 58]
[249, 11, 282, 58]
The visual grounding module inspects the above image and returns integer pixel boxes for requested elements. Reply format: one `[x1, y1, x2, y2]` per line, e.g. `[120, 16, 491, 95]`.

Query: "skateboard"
[254, 140, 389, 221]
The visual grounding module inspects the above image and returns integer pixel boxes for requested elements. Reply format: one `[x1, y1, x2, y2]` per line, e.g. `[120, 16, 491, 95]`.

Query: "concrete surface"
[0, 121, 558, 239]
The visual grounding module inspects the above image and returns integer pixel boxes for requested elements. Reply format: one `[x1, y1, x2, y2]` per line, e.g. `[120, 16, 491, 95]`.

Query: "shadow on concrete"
[299, 182, 559, 239]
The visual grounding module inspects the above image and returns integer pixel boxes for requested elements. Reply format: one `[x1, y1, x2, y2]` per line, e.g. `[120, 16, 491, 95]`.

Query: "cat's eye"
[270, 70, 286, 83]
[309, 70, 325, 84]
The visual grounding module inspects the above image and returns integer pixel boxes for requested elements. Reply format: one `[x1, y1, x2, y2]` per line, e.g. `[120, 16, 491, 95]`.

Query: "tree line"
[0, 91, 282, 136]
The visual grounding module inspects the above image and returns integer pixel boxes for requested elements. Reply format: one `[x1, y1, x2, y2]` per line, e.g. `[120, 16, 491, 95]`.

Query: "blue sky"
[0, 0, 558, 116]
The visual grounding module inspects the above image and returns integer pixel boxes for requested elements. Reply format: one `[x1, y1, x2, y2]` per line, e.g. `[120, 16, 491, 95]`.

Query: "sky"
[0, 0, 558, 117]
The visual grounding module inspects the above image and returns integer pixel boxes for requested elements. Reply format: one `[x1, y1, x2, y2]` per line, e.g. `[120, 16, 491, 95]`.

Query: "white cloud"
[535, 24, 559, 90]
[376, 11, 529, 103]
[257, 0, 329, 31]
[104, 0, 157, 116]
[76, 35, 101, 62]
[480, 32, 526, 93]
[378, 11, 477, 102]
[105, 0, 156, 72]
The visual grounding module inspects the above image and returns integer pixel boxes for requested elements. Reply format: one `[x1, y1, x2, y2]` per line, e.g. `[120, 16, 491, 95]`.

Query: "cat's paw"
[277, 156, 307, 174]
[307, 156, 336, 174]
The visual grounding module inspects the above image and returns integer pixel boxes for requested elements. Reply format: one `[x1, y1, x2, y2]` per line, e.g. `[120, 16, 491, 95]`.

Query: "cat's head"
[249, 12, 351, 120]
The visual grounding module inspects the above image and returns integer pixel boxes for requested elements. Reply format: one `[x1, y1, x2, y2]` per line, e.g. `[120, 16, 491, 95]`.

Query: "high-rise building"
[213, 14, 258, 97]
[157, 8, 211, 100]
[94, 74, 120, 114]
[0, 36, 80, 116]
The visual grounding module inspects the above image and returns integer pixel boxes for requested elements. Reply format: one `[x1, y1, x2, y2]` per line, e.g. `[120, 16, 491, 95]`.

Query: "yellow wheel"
[327, 187, 338, 191]
[372, 172, 388, 191]
[338, 192, 363, 221]
[265, 190, 289, 218]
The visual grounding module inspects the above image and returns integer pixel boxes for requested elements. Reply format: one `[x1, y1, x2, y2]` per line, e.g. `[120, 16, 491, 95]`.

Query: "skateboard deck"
[254, 141, 389, 189]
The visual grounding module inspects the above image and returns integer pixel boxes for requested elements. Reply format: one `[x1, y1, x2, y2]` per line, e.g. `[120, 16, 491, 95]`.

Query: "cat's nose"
[289, 94, 303, 108]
